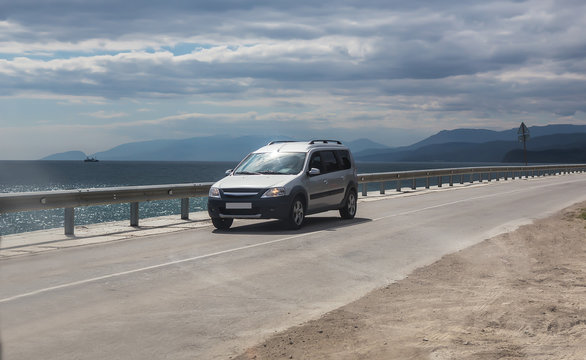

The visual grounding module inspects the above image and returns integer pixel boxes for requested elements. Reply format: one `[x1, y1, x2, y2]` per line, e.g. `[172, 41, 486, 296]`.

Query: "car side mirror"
[308, 168, 321, 176]
[225, 169, 233, 176]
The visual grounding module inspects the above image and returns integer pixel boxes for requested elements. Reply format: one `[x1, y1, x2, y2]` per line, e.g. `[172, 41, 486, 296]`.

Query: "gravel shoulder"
[236, 201, 586, 360]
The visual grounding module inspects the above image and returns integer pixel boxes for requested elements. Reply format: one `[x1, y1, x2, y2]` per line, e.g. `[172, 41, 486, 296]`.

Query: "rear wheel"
[211, 217, 233, 230]
[339, 188, 357, 219]
[286, 197, 305, 230]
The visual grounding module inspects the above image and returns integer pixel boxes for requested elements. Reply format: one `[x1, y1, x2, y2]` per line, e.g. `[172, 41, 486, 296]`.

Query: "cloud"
[1, 0, 586, 158]
[84, 110, 128, 119]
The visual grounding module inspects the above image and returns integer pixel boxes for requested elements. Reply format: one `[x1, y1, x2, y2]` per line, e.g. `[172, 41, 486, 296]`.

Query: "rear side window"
[336, 150, 352, 170]
[309, 150, 351, 174]
[321, 151, 341, 173]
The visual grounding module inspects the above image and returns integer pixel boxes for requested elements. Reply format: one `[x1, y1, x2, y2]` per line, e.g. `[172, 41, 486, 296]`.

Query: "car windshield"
[234, 152, 306, 175]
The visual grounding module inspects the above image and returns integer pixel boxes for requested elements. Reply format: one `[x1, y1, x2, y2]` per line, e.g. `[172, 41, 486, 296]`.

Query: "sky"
[1, 0, 586, 160]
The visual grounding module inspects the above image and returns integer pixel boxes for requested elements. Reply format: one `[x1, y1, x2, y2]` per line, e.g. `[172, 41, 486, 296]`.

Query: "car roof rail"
[267, 140, 297, 145]
[309, 139, 342, 145]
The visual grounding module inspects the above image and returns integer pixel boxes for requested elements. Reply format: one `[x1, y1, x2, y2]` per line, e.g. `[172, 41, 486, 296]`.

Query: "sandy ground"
[235, 201, 586, 360]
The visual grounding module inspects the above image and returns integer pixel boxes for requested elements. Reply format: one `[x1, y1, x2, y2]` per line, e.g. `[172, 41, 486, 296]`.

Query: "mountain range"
[43, 124, 586, 163]
[43, 136, 388, 161]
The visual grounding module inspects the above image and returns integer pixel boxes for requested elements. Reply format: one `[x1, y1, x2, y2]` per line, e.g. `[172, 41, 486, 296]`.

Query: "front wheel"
[286, 197, 305, 230]
[339, 189, 357, 219]
[211, 217, 233, 230]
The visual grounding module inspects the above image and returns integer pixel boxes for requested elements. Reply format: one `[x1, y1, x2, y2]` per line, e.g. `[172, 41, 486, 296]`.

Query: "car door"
[306, 151, 329, 211]
[307, 150, 344, 211]
[320, 150, 345, 206]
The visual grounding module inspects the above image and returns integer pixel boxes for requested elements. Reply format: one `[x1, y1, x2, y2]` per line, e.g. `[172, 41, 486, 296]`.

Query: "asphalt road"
[1, 174, 585, 359]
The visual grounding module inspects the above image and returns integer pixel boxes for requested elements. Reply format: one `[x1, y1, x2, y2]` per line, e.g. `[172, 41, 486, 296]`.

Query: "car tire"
[339, 188, 357, 219]
[286, 197, 305, 230]
[211, 217, 233, 230]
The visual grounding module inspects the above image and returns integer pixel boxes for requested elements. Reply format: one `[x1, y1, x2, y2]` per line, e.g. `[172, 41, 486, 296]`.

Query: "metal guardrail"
[357, 164, 586, 195]
[0, 164, 584, 235]
[0, 183, 213, 235]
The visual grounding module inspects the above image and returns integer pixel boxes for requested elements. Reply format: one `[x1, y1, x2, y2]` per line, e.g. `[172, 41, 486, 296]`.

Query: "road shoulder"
[236, 201, 586, 359]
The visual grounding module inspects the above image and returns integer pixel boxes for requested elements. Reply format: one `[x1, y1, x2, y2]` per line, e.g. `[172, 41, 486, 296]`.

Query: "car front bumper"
[208, 195, 293, 220]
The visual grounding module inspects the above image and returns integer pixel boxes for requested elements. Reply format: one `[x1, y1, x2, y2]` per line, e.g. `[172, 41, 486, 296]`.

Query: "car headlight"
[261, 187, 286, 198]
[209, 187, 221, 198]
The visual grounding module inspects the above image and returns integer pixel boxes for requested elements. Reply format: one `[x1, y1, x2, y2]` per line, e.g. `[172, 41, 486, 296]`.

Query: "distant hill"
[344, 138, 390, 153]
[356, 133, 586, 163]
[90, 136, 291, 161]
[354, 125, 586, 162]
[42, 124, 586, 163]
[41, 137, 388, 162]
[406, 124, 586, 150]
[41, 151, 87, 161]
[503, 147, 586, 163]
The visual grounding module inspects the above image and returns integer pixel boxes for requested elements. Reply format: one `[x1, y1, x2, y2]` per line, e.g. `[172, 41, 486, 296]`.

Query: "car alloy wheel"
[340, 189, 357, 219]
[289, 198, 305, 229]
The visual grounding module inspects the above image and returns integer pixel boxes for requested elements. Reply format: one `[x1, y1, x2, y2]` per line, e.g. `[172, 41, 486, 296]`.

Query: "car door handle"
[323, 180, 328, 184]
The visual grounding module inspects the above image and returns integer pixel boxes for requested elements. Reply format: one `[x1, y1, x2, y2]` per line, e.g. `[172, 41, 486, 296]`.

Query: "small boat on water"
[84, 156, 99, 162]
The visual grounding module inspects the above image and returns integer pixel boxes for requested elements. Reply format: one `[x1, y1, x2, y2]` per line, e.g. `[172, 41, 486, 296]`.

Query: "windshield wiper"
[257, 170, 279, 175]
[235, 171, 261, 175]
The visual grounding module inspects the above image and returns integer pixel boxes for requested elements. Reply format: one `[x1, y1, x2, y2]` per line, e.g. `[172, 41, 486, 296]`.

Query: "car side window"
[321, 151, 340, 173]
[336, 150, 352, 170]
[309, 153, 322, 173]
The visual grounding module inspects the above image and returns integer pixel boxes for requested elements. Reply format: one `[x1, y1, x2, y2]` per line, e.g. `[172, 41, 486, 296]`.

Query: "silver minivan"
[207, 140, 358, 230]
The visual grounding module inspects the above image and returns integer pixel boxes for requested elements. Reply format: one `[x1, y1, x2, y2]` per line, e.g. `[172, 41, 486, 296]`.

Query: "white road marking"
[373, 177, 585, 221]
[2, 176, 584, 304]
[0, 232, 321, 304]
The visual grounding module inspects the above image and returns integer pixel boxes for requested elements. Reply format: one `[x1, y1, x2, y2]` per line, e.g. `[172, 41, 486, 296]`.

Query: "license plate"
[226, 202, 252, 209]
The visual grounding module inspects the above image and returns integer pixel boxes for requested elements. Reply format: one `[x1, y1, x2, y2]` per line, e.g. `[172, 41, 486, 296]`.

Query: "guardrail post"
[412, 179, 416, 190]
[470, 173, 474, 183]
[362, 183, 368, 196]
[380, 182, 386, 194]
[449, 175, 454, 186]
[496, 172, 499, 181]
[64, 207, 74, 235]
[437, 176, 443, 187]
[396, 180, 401, 192]
[130, 202, 139, 227]
[426, 177, 430, 189]
[460, 175, 464, 184]
[181, 198, 189, 220]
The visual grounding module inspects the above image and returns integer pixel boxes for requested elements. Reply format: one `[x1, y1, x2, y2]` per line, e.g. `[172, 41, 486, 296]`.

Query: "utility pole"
[517, 122, 530, 166]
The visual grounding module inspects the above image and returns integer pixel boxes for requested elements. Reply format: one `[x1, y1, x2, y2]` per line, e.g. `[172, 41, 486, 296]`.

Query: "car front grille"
[222, 188, 263, 199]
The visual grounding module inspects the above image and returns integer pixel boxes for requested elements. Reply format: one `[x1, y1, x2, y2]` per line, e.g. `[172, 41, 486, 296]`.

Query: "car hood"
[213, 174, 296, 189]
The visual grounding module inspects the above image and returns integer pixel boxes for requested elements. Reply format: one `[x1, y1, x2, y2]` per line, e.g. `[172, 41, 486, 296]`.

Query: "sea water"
[0, 160, 504, 235]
